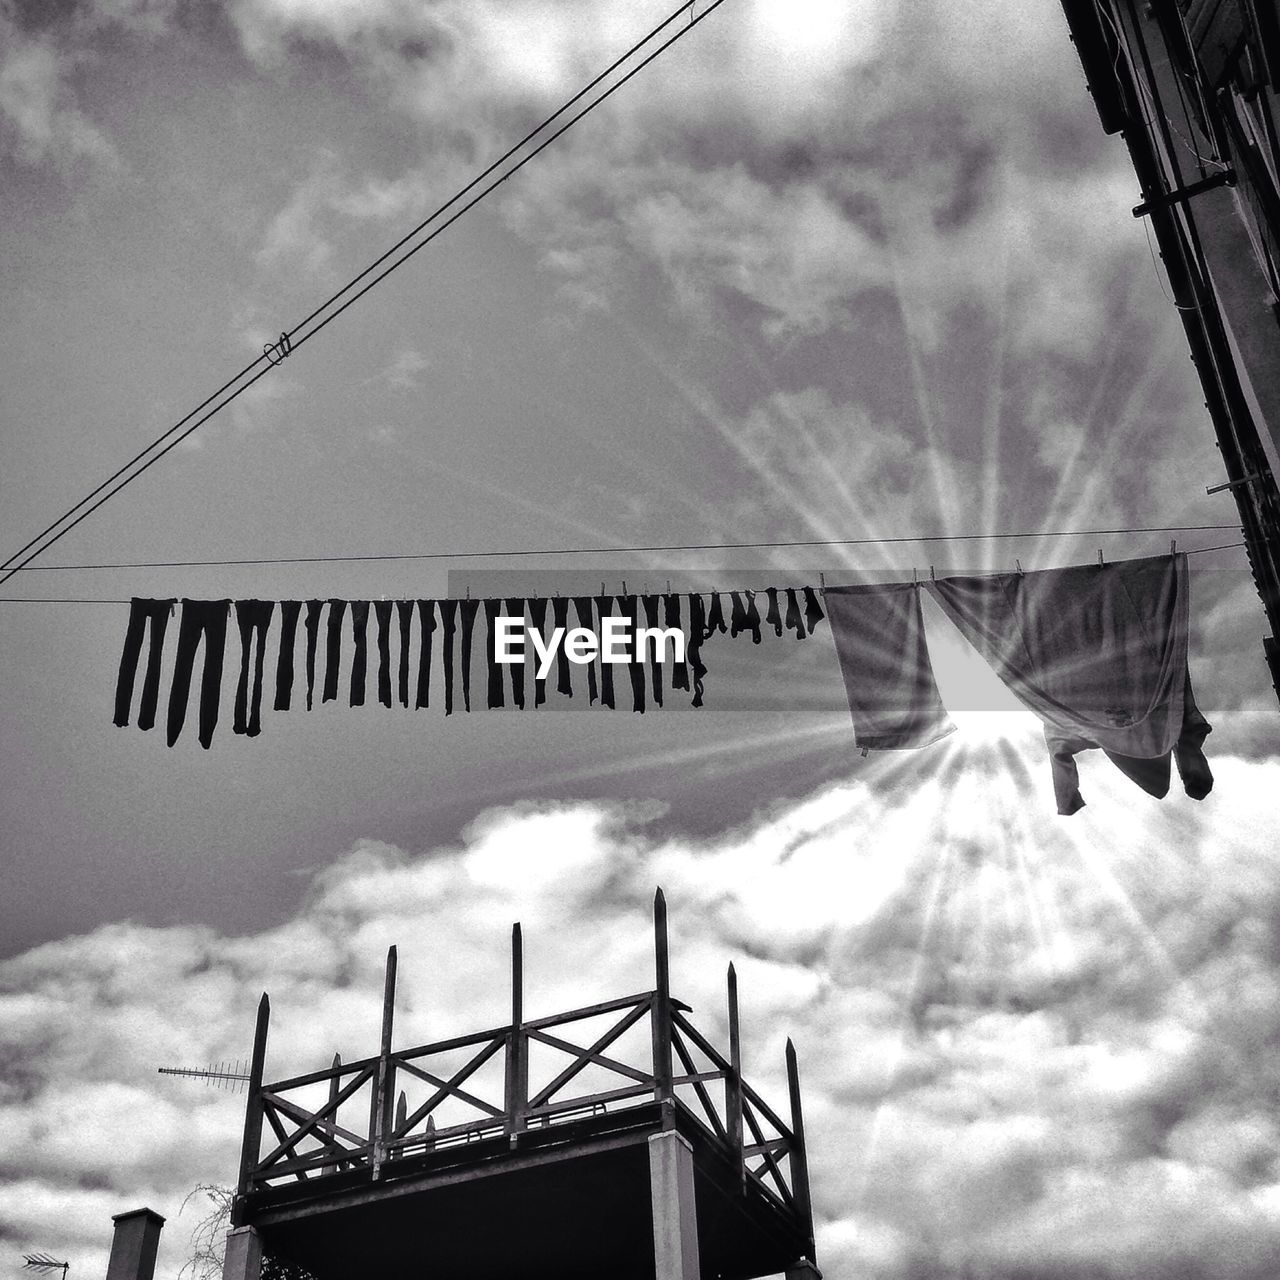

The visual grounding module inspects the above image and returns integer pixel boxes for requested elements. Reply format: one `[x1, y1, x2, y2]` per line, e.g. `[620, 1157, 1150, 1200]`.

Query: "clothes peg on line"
[1015, 559, 1024, 576]
[1170, 539, 1177, 555]
[1098, 550, 1104, 566]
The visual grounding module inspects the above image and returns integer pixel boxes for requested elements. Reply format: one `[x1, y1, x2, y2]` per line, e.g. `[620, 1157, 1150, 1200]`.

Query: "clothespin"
[601, 581, 606, 597]
[929, 565, 936, 582]
[1170, 538, 1177, 555]
[912, 568, 918, 585]
[621, 579, 628, 597]
[1098, 549, 1104, 566]
[819, 571, 827, 594]
[1015, 559, 1024, 576]
[666, 579, 671, 594]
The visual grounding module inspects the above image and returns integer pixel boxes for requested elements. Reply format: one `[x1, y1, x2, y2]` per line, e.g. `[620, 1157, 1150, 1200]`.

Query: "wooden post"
[321, 1053, 341, 1176]
[651, 888, 673, 1108]
[370, 946, 397, 1180]
[786, 1038, 816, 1264]
[234, 994, 270, 1208]
[726, 963, 745, 1191]
[505, 923, 528, 1138]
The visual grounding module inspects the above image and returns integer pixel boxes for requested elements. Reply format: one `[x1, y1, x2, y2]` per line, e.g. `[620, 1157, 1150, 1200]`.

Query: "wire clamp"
[263, 332, 293, 366]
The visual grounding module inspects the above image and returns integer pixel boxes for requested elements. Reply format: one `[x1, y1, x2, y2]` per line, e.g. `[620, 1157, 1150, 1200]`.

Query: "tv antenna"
[22, 1254, 69, 1278]
[157, 1060, 250, 1092]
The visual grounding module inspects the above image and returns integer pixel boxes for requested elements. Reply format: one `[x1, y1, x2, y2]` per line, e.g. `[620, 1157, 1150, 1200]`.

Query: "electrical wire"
[2, 524, 1243, 573]
[0, 539, 1249, 603]
[0, 0, 727, 588]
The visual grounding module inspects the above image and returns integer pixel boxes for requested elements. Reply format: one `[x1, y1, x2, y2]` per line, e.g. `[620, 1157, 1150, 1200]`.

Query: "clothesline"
[109, 553, 1218, 819]
[0, 539, 1251, 605]
[4, 525, 1244, 573]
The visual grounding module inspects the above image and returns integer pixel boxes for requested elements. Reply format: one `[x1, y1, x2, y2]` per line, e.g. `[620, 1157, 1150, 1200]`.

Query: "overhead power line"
[0, 0, 728, 588]
[0, 523, 1244, 574]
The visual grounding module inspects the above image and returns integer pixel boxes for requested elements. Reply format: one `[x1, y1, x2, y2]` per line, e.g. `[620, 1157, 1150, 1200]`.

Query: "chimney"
[105, 1208, 164, 1280]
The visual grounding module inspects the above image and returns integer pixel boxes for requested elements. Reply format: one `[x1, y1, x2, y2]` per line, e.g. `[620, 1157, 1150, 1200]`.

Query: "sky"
[0, 1, 1278, 1278]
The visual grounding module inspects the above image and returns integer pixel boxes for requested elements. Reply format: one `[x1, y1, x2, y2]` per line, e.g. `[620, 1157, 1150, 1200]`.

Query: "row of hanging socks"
[113, 587, 828, 747]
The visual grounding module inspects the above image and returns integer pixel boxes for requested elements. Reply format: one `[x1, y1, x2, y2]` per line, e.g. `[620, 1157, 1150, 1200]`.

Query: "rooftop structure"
[223, 890, 819, 1280]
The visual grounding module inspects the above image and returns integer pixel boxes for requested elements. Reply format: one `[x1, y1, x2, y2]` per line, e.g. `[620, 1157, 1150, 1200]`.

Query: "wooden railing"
[233, 893, 812, 1243]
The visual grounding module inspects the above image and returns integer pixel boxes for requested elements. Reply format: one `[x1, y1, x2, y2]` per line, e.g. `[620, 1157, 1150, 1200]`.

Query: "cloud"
[0, 26, 116, 170]
[374, 347, 430, 392]
[194, 0, 1145, 365]
[2, 751, 1279, 1279]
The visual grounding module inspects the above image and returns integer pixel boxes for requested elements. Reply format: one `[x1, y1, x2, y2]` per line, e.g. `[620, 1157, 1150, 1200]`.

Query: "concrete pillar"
[106, 1208, 164, 1280]
[648, 1130, 700, 1280]
[221, 1225, 263, 1280]
[785, 1259, 823, 1280]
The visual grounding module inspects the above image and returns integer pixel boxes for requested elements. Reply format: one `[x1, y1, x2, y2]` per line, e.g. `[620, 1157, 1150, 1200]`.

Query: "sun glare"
[950, 709, 1042, 744]
[752, 0, 870, 63]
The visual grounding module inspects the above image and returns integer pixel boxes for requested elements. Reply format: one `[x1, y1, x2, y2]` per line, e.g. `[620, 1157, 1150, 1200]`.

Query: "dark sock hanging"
[415, 600, 436, 709]
[396, 600, 414, 707]
[573, 596, 598, 703]
[304, 600, 323, 708]
[114, 597, 176, 730]
[624, 595, 646, 714]
[642, 594, 664, 707]
[484, 599, 506, 709]
[529, 597, 550, 708]
[594, 594, 616, 709]
[686, 593, 708, 708]
[167, 599, 231, 748]
[504, 598, 527, 709]
[349, 601, 370, 707]
[374, 601, 394, 708]
[552, 596, 573, 697]
[439, 599, 457, 715]
[784, 588, 804, 639]
[665, 594, 689, 692]
[803, 586, 825, 634]
[233, 599, 275, 735]
[274, 600, 302, 711]
[322, 600, 347, 704]
[705, 593, 726, 636]
[460, 597, 479, 713]
[765, 588, 783, 637]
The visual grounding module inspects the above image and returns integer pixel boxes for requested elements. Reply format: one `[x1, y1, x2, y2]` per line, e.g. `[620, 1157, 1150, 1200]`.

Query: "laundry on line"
[823, 552, 1213, 815]
[112, 588, 827, 746]
[110, 555, 1213, 817]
